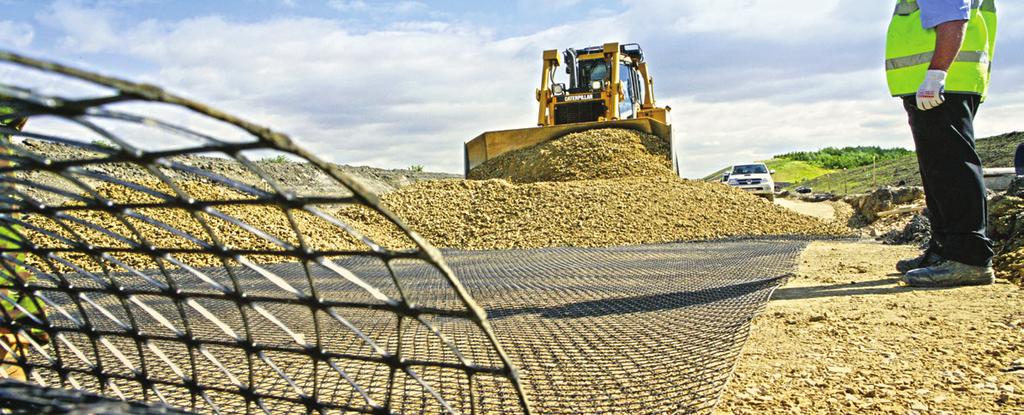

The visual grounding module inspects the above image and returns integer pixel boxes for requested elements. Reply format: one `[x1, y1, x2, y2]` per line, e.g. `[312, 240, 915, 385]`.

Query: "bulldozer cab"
[563, 43, 646, 122]
[465, 42, 674, 176]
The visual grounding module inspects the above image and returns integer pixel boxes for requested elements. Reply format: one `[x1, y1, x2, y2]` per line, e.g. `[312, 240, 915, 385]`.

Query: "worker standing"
[0, 100, 47, 380]
[886, 0, 998, 286]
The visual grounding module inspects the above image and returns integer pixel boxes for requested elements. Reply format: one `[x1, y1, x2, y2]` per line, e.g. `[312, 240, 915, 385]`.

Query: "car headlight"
[552, 83, 565, 96]
[591, 80, 603, 90]
[727, 179, 739, 185]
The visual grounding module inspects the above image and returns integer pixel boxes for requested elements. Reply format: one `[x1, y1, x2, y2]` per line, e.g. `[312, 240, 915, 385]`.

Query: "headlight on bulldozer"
[591, 80, 603, 91]
[552, 83, 565, 96]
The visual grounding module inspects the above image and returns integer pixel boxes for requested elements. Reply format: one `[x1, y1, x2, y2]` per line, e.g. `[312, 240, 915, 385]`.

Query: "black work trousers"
[902, 94, 993, 267]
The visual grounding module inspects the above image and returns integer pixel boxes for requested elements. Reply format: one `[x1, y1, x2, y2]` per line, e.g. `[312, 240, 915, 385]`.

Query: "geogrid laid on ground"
[0, 51, 805, 414]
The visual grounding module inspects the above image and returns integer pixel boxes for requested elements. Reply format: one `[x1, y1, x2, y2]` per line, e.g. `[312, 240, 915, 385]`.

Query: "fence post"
[872, 155, 877, 189]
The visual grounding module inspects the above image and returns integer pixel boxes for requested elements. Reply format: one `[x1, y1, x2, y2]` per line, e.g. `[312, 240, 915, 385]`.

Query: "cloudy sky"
[2, 0, 1022, 177]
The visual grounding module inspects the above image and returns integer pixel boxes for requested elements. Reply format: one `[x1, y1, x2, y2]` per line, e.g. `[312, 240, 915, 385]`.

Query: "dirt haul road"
[717, 241, 1024, 414]
[774, 199, 839, 221]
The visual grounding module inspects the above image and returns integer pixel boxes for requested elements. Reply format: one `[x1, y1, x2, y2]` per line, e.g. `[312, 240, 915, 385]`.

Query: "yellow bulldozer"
[464, 42, 675, 175]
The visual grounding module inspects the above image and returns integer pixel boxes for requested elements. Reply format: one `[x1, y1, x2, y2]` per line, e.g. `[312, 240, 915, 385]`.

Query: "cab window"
[579, 60, 608, 86]
[620, 64, 633, 99]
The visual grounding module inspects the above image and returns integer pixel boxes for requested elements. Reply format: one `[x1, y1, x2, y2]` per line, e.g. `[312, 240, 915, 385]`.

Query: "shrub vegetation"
[775, 146, 914, 170]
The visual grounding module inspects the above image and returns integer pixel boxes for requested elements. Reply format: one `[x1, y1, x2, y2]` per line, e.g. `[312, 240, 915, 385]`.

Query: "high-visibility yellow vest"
[886, 0, 997, 99]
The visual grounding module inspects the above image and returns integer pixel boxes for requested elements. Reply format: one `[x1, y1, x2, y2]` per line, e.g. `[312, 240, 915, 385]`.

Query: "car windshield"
[732, 164, 768, 175]
[578, 59, 608, 86]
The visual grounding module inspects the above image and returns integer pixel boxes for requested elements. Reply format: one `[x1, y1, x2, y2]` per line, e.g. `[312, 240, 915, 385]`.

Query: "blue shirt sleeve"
[919, 0, 971, 29]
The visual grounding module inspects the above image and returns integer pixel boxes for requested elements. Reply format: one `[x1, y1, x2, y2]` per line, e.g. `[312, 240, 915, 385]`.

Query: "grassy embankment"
[705, 147, 908, 187]
[704, 131, 1023, 195]
[702, 160, 831, 184]
[802, 131, 1023, 194]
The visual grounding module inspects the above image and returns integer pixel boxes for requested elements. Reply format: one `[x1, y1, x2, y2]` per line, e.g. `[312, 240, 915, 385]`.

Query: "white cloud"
[389, 20, 450, 32]
[392, 1, 426, 13]
[517, 0, 582, 9]
[326, 0, 367, 12]
[20, 1, 1024, 177]
[671, 0, 838, 38]
[25, 1, 645, 174]
[617, 0, 887, 43]
[32, 11, 543, 171]
[670, 95, 911, 177]
[41, 0, 122, 52]
[0, 20, 35, 48]
[327, 0, 427, 14]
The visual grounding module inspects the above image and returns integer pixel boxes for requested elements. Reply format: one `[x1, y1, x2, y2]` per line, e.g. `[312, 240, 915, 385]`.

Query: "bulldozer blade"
[464, 118, 675, 177]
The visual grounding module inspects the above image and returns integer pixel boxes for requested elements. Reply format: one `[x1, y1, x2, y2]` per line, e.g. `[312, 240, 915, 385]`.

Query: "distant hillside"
[764, 159, 833, 184]
[800, 131, 1024, 194]
[777, 146, 914, 170]
[704, 146, 907, 185]
[703, 160, 833, 185]
[703, 166, 731, 182]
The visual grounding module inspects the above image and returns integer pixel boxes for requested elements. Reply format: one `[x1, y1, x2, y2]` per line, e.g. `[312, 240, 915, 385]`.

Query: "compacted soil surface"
[774, 198, 839, 221]
[717, 241, 1024, 414]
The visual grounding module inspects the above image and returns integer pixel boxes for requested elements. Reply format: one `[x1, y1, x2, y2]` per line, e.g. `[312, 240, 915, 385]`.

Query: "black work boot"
[896, 249, 943, 274]
[901, 260, 995, 287]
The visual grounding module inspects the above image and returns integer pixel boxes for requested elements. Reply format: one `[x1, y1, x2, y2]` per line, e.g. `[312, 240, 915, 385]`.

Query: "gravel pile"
[466, 128, 672, 183]
[337, 128, 852, 250]
[23, 128, 853, 270]
[17, 139, 455, 205]
[845, 186, 924, 222]
[24, 180, 392, 272]
[988, 194, 1024, 287]
[878, 214, 931, 247]
[335, 176, 851, 250]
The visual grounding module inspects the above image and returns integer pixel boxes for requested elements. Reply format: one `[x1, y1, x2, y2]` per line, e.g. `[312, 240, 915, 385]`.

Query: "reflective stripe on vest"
[886, 0, 996, 99]
[886, 50, 988, 71]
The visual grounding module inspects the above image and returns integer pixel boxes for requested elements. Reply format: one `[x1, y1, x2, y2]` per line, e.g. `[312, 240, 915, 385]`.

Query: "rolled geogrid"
[0, 51, 530, 415]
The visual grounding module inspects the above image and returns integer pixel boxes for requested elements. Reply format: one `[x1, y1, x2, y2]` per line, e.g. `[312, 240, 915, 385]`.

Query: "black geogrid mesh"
[168, 239, 804, 414]
[0, 51, 807, 415]
[452, 240, 804, 414]
[0, 51, 530, 414]
[3, 240, 801, 415]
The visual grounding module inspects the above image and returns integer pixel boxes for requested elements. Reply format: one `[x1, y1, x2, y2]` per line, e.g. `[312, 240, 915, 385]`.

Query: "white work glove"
[916, 70, 946, 111]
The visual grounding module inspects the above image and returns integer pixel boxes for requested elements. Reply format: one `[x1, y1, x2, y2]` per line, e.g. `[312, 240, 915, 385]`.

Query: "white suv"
[725, 163, 776, 201]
